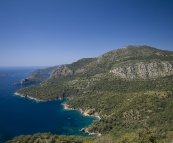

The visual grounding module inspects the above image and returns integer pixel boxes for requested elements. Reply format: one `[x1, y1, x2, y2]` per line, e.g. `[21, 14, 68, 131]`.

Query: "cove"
[0, 67, 97, 143]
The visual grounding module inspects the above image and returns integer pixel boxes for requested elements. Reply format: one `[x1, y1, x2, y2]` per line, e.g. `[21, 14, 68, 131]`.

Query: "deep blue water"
[0, 67, 96, 143]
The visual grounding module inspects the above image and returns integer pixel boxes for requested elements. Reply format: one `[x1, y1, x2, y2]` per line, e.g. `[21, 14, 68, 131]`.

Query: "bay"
[0, 67, 96, 143]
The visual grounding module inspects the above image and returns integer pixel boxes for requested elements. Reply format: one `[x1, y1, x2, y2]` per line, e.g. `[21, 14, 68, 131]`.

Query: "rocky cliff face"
[110, 61, 173, 79]
[49, 66, 86, 79]
[50, 65, 74, 79]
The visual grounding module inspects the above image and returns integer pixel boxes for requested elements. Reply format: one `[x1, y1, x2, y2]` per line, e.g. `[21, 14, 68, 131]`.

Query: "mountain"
[12, 46, 173, 143]
[49, 45, 173, 80]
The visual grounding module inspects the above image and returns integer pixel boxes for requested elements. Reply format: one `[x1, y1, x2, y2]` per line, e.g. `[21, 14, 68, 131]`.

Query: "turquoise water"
[0, 67, 96, 143]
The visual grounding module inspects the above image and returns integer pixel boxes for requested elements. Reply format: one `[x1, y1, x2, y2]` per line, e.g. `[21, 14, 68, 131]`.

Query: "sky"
[0, 0, 173, 67]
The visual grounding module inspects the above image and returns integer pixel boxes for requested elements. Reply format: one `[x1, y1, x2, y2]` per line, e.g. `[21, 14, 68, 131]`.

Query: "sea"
[0, 67, 96, 143]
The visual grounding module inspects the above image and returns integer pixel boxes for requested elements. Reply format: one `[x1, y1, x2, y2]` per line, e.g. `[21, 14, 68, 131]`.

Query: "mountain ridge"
[49, 45, 173, 80]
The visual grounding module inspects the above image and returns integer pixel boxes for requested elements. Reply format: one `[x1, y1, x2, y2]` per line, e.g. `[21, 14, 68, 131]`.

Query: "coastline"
[14, 93, 101, 120]
[14, 92, 101, 136]
[62, 103, 101, 119]
[62, 102, 101, 136]
[14, 92, 44, 102]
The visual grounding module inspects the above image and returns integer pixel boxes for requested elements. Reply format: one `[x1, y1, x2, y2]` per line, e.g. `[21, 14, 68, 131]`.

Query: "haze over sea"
[0, 67, 96, 143]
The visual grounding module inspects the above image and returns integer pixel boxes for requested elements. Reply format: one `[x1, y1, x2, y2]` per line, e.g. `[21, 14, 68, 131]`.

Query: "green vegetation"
[6, 133, 95, 143]
[31, 65, 60, 75]
[27, 73, 47, 82]
[6, 130, 173, 143]
[11, 46, 173, 142]
[67, 58, 95, 71]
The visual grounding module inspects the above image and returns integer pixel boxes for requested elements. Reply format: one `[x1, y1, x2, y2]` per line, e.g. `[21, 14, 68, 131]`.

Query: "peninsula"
[13, 73, 46, 85]
[9, 46, 173, 143]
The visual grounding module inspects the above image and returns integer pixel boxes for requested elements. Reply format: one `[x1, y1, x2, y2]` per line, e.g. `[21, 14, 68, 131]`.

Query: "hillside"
[31, 65, 60, 75]
[12, 45, 173, 143]
[50, 45, 173, 79]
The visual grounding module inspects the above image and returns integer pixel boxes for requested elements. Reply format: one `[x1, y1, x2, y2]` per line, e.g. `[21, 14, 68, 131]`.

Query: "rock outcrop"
[110, 61, 173, 79]
[50, 65, 74, 79]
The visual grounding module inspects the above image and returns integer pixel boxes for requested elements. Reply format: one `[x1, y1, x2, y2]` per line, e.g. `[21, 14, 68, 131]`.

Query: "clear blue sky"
[0, 0, 173, 67]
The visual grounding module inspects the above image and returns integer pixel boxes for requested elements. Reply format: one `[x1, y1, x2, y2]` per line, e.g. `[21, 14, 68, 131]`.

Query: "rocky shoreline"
[62, 103, 101, 136]
[14, 92, 44, 102]
[62, 103, 101, 119]
[79, 127, 101, 136]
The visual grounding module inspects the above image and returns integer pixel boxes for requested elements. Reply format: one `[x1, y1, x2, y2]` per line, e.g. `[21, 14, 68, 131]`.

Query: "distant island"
[1, 74, 8, 76]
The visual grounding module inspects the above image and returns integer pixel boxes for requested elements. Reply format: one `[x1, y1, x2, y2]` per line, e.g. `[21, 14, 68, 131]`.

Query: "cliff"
[110, 61, 173, 79]
[49, 65, 74, 79]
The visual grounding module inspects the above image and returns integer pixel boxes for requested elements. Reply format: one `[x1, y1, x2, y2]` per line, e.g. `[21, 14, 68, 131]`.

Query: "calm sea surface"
[0, 67, 96, 143]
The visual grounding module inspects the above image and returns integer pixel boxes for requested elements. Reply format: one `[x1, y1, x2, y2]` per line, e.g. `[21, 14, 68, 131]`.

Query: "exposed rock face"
[50, 65, 74, 79]
[110, 61, 173, 79]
